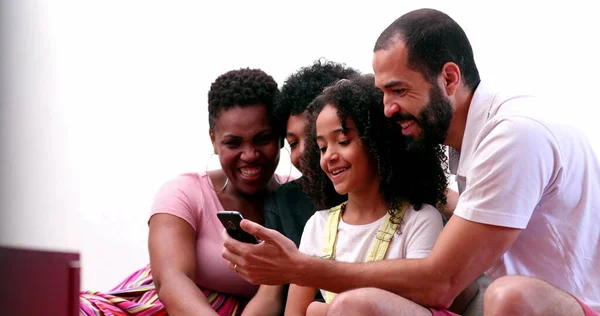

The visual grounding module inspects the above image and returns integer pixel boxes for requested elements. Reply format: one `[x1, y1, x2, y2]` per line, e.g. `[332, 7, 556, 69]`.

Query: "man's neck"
[444, 83, 477, 151]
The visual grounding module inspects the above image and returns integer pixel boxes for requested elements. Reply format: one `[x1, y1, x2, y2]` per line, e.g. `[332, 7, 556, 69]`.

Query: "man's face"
[373, 40, 454, 150]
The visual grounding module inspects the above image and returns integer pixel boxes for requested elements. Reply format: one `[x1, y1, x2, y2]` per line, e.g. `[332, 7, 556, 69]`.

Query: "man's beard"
[392, 84, 454, 152]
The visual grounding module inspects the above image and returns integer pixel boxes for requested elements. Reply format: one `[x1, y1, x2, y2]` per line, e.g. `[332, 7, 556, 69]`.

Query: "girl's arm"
[241, 285, 284, 316]
[306, 301, 329, 316]
[285, 284, 318, 316]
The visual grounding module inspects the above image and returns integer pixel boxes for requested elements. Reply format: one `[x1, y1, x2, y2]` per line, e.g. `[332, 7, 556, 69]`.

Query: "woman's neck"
[210, 170, 278, 224]
[343, 183, 388, 225]
[222, 185, 268, 221]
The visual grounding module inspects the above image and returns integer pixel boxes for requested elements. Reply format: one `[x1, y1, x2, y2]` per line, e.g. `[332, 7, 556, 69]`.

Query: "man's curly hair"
[276, 59, 361, 125]
[208, 68, 279, 130]
[302, 75, 448, 214]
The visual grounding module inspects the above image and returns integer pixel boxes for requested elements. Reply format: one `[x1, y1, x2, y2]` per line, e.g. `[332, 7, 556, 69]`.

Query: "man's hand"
[222, 219, 303, 285]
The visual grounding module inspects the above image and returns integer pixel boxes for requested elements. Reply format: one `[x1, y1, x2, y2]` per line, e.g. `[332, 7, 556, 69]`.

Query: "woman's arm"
[284, 284, 317, 316]
[149, 213, 218, 316]
[241, 285, 284, 316]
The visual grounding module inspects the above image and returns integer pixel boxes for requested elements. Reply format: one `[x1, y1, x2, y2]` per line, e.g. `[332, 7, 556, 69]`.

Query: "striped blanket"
[79, 264, 245, 316]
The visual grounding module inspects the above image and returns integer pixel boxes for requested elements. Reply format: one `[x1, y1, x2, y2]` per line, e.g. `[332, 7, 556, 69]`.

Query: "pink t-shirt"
[150, 172, 266, 298]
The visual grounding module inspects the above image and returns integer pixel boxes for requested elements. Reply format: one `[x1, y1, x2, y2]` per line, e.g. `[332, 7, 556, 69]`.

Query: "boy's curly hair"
[276, 59, 360, 208]
[301, 75, 448, 213]
[276, 59, 360, 124]
[208, 68, 279, 130]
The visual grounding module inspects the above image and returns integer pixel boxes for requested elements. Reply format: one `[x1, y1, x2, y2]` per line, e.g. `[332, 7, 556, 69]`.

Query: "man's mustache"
[391, 112, 418, 123]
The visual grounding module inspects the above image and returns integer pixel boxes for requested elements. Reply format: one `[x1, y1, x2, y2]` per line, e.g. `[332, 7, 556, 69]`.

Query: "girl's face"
[315, 104, 377, 195]
[285, 112, 308, 172]
[210, 104, 280, 195]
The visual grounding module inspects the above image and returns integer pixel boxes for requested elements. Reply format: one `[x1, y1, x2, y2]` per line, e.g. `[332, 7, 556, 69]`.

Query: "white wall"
[1, 0, 598, 291]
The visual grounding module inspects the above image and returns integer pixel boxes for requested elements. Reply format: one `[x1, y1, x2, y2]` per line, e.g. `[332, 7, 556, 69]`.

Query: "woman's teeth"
[240, 167, 261, 177]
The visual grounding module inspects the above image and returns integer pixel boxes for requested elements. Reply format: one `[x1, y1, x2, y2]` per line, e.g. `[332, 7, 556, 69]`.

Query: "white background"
[1, 0, 598, 291]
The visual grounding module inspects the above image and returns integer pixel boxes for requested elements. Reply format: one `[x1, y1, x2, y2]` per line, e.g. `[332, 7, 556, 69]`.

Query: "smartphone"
[216, 211, 260, 244]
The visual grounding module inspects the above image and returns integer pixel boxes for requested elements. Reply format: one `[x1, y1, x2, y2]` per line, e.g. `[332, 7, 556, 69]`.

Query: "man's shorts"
[429, 296, 598, 316]
[430, 309, 458, 316]
[573, 295, 599, 316]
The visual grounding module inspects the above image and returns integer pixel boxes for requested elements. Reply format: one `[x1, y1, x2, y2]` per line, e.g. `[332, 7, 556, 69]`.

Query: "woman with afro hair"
[80, 68, 286, 316]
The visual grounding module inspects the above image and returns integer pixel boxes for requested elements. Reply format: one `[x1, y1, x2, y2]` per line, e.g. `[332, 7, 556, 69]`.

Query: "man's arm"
[223, 117, 553, 309]
[223, 218, 519, 308]
[298, 117, 554, 308]
[305, 216, 522, 308]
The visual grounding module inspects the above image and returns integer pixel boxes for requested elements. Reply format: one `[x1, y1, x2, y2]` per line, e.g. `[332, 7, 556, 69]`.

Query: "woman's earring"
[275, 146, 292, 185]
[205, 153, 229, 192]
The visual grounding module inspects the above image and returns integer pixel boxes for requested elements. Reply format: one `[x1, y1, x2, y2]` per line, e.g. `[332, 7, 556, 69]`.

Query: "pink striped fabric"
[79, 264, 246, 316]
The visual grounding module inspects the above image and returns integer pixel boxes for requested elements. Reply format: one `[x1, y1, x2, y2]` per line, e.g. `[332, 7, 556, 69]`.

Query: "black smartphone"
[216, 211, 260, 244]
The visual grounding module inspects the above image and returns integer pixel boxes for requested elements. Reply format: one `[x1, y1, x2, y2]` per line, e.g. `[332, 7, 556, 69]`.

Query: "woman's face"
[286, 112, 308, 172]
[210, 104, 280, 195]
[315, 104, 376, 195]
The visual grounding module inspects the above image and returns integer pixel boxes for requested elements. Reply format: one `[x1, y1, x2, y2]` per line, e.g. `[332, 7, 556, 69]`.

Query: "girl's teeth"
[332, 168, 346, 175]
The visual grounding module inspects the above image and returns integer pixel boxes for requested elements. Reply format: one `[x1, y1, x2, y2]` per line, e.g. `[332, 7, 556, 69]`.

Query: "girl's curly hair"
[301, 74, 448, 214]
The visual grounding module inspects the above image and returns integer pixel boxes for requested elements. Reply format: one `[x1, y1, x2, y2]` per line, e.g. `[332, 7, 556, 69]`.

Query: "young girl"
[285, 75, 449, 316]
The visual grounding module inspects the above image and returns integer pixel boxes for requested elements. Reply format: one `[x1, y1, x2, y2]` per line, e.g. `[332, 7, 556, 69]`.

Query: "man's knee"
[484, 275, 534, 314]
[484, 275, 581, 316]
[327, 288, 379, 316]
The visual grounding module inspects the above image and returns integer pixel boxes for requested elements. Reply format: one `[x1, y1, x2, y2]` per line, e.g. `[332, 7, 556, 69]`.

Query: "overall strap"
[322, 201, 409, 304]
[322, 202, 344, 304]
[366, 201, 409, 262]
[322, 202, 345, 260]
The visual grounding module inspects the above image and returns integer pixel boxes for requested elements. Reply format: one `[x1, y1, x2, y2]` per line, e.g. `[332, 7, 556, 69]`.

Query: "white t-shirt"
[299, 204, 443, 299]
[452, 82, 600, 312]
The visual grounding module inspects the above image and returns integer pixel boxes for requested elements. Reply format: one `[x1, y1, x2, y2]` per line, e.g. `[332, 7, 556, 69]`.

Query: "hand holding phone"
[217, 211, 260, 244]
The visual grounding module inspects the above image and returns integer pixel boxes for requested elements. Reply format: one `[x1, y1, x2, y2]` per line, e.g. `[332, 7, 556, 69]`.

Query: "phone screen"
[216, 211, 260, 244]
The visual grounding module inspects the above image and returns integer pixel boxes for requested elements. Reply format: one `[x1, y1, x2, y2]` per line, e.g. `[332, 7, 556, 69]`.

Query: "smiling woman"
[209, 104, 280, 196]
[79, 68, 287, 316]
